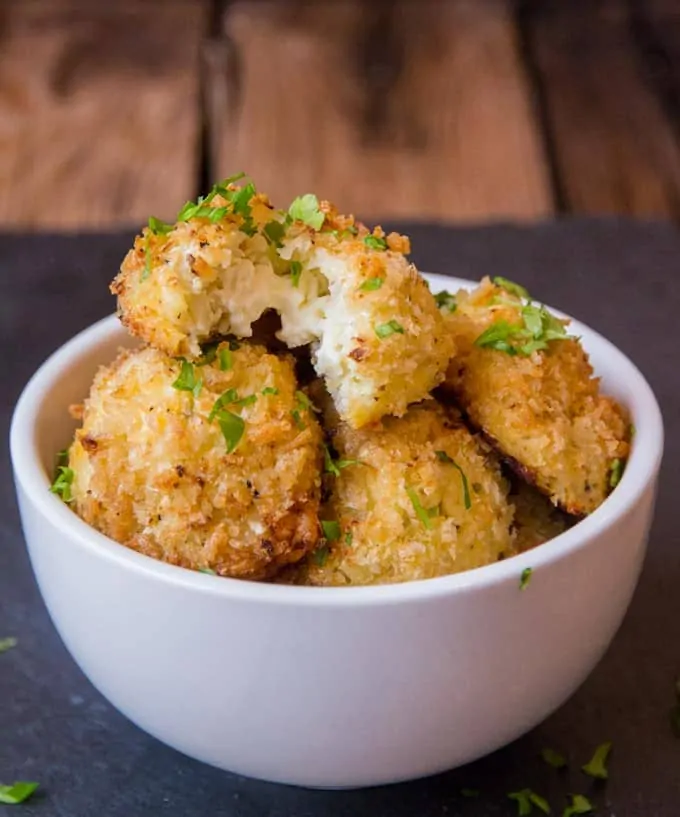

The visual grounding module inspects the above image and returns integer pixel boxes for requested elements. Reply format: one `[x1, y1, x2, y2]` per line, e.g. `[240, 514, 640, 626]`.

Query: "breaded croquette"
[509, 480, 570, 553]
[111, 179, 453, 428]
[68, 342, 323, 579]
[285, 392, 516, 586]
[440, 277, 630, 516]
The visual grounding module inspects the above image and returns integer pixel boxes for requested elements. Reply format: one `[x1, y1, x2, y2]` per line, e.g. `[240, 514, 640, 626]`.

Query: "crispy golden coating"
[284, 393, 516, 586]
[68, 342, 323, 579]
[510, 480, 570, 553]
[111, 185, 453, 428]
[440, 278, 630, 516]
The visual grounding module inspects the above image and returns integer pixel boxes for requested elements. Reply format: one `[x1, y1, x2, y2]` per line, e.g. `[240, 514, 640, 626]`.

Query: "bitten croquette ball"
[68, 342, 323, 579]
[285, 391, 516, 586]
[440, 277, 630, 516]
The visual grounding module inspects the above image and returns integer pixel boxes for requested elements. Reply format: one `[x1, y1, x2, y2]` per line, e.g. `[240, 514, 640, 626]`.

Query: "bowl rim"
[10, 273, 664, 608]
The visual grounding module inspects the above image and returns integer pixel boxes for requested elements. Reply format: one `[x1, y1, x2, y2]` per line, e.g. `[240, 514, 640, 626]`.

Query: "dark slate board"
[1, 220, 678, 816]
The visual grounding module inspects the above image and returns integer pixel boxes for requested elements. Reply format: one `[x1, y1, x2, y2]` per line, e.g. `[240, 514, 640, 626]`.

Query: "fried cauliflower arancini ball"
[440, 277, 630, 516]
[286, 393, 516, 586]
[68, 342, 323, 579]
[112, 180, 453, 428]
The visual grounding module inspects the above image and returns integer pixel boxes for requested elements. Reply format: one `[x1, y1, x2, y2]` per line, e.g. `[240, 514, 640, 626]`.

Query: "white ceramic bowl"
[10, 274, 663, 788]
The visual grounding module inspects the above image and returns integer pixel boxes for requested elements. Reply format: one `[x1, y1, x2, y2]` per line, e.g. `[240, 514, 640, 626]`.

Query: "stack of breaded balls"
[55, 175, 630, 586]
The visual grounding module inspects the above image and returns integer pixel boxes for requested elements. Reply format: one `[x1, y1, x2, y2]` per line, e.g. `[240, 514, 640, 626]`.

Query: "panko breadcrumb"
[111, 182, 452, 428]
[68, 342, 323, 579]
[284, 391, 516, 586]
[440, 277, 630, 516]
[510, 480, 570, 553]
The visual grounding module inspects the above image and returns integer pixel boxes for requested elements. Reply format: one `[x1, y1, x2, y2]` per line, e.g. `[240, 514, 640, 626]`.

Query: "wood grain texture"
[524, 0, 680, 218]
[211, 0, 552, 221]
[0, 0, 207, 230]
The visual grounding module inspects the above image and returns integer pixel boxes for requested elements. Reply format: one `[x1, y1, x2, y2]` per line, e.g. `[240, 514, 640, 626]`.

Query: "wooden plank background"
[1, 0, 680, 229]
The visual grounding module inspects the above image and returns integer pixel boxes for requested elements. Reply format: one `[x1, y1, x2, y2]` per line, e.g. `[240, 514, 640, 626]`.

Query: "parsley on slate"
[172, 360, 202, 398]
[406, 487, 434, 530]
[435, 290, 457, 312]
[288, 194, 325, 229]
[359, 277, 384, 292]
[0, 782, 39, 805]
[541, 748, 567, 769]
[460, 788, 480, 798]
[562, 794, 593, 816]
[0, 637, 17, 654]
[581, 741, 612, 780]
[520, 567, 533, 590]
[435, 450, 471, 510]
[508, 789, 550, 815]
[375, 320, 404, 339]
[363, 235, 388, 251]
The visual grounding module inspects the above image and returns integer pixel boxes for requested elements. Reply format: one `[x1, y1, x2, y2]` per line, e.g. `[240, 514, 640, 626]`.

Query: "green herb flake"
[581, 741, 612, 780]
[215, 410, 245, 454]
[291, 409, 305, 430]
[290, 260, 303, 287]
[323, 445, 340, 477]
[321, 520, 341, 541]
[0, 782, 39, 805]
[359, 277, 384, 292]
[261, 386, 279, 396]
[295, 390, 315, 412]
[435, 450, 472, 510]
[609, 458, 624, 489]
[198, 567, 217, 576]
[520, 567, 533, 590]
[460, 788, 480, 798]
[363, 234, 388, 251]
[50, 466, 74, 503]
[508, 789, 550, 816]
[172, 360, 202, 398]
[406, 487, 434, 530]
[312, 545, 329, 567]
[474, 320, 521, 355]
[264, 220, 286, 246]
[345, 530, 353, 545]
[196, 342, 219, 366]
[375, 320, 405, 339]
[141, 234, 153, 282]
[0, 637, 17, 654]
[541, 747, 567, 769]
[148, 216, 174, 236]
[562, 793, 593, 816]
[288, 194, 325, 229]
[219, 348, 233, 371]
[434, 290, 457, 312]
[493, 276, 530, 300]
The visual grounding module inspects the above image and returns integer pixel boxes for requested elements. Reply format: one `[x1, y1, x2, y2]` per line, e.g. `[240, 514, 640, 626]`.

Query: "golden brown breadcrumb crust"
[440, 278, 630, 516]
[69, 342, 323, 579]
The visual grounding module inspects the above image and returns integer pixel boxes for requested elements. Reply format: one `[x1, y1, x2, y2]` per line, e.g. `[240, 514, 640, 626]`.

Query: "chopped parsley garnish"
[363, 234, 388, 251]
[0, 782, 39, 805]
[291, 410, 305, 430]
[609, 458, 624, 489]
[541, 748, 567, 769]
[176, 173, 254, 230]
[312, 545, 329, 566]
[196, 342, 219, 366]
[290, 260, 303, 287]
[214, 410, 245, 454]
[219, 347, 233, 371]
[148, 216, 174, 236]
[172, 360, 202, 398]
[177, 200, 229, 223]
[141, 235, 153, 282]
[406, 487, 434, 530]
[435, 451, 472, 510]
[520, 567, 533, 590]
[375, 320, 405, 339]
[264, 219, 286, 246]
[261, 386, 279, 396]
[671, 678, 680, 738]
[321, 520, 341, 541]
[198, 567, 217, 576]
[0, 637, 17, 654]
[493, 276, 530, 300]
[475, 302, 568, 356]
[295, 390, 315, 412]
[359, 277, 384, 291]
[345, 530, 353, 545]
[507, 789, 550, 815]
[50, 465, 74, 503]
[563, 793, 593, 816]
[460, 788, 480, 798]
[323, 445, 361, 476]
[208, 388, 256, 421]
[288, 194, 325, 229]
[434, 290, 457, 312]
[581, 741, 612, 780]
